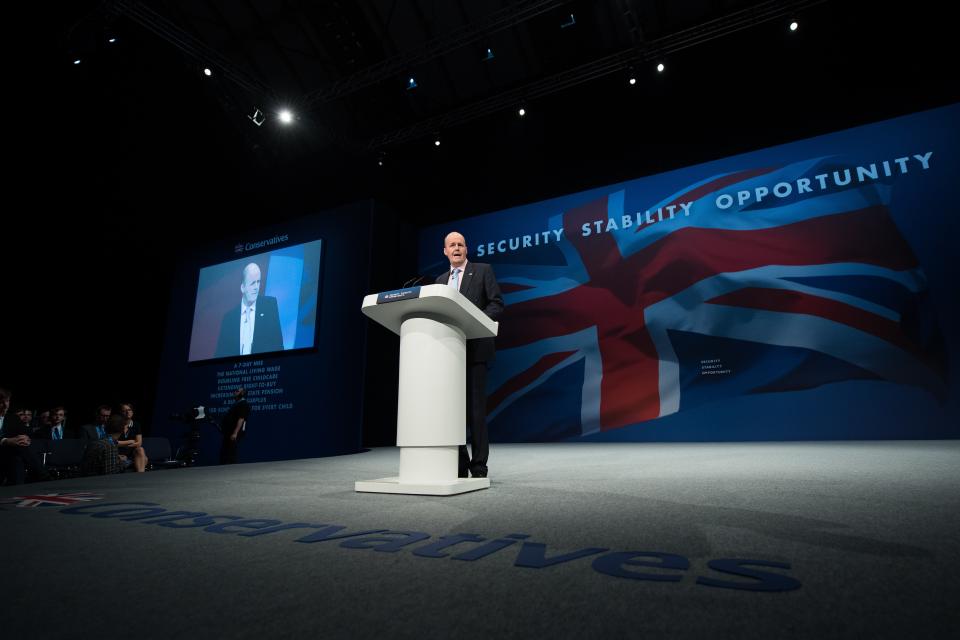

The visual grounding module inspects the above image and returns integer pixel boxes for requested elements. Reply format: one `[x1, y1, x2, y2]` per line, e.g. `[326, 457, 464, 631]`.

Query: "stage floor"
[3, 441, 958, 639]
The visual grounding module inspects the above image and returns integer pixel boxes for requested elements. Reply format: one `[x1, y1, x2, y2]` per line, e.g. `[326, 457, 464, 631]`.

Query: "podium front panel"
[396, 317, 466, 447]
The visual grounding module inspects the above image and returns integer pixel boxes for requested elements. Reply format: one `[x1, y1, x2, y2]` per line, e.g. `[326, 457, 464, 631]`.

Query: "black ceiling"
[45, 0, 959, 233]
[3, 0, 957, 414]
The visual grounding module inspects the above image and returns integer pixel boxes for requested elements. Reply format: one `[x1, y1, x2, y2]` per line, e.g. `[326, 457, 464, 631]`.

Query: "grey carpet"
[2, 442, 958, 639]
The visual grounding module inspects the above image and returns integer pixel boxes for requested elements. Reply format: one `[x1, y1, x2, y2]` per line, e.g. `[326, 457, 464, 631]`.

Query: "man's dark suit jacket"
[435, 262, 504, 363]
[215, 295, 285, 358]
[33, 423, 80, 440]
[0, 415, 30, 438]
[79, 424, 111, 441]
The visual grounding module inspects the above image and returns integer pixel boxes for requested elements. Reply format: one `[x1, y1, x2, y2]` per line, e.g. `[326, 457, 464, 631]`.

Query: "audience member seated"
[35, 407, 76, 440]
[80, 405, 114, 441]
[35, 409, 51, 434]
[0, 388, 50, 484]
[116, 403, 148, 472]
[16, 408, 33, 430]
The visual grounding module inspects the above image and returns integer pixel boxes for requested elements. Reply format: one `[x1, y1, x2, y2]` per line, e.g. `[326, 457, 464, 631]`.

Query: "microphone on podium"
[400, 275, 426, 288]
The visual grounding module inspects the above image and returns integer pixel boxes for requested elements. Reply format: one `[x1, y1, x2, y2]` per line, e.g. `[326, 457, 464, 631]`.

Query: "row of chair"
[31, 437, 184, 478]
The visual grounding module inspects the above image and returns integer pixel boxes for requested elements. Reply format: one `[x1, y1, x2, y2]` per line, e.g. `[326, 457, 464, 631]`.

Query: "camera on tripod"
[169, 405, 209, 423]
[169, 405, 217, 465]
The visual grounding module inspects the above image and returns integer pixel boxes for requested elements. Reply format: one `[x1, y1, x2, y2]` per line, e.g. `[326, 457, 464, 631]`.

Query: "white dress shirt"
[447, 260, 467, 291]
[240, 299, 257, 355]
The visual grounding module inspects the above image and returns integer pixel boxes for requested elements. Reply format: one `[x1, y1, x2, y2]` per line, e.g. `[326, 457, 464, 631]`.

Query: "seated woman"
[110, 404, 148, 472]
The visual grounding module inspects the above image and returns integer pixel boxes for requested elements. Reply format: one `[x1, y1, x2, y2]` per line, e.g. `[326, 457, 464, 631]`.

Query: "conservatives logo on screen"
[235, 234, 290, 254]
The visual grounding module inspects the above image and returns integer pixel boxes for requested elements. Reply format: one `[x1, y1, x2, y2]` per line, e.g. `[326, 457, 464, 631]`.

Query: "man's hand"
[230, 434, 238, 442]
[10, 434, 31, 447]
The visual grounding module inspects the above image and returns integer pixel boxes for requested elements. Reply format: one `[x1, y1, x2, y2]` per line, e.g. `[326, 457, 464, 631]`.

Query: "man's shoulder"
[468, 262, 496, 277]
[78, 424, 98, 437]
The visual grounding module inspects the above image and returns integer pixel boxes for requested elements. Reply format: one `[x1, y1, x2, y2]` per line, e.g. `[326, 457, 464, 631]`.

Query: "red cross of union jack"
[1, 492, 104, 508]
[486, 159, 944, 439]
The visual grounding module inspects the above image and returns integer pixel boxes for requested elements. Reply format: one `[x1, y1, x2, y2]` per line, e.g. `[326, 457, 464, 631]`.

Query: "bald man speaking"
[216, 262, 285, 358]
[435, 231, 504, 479]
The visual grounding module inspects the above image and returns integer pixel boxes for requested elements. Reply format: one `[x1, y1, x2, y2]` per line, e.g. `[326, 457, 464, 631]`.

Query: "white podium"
[356, 284, 498, 495]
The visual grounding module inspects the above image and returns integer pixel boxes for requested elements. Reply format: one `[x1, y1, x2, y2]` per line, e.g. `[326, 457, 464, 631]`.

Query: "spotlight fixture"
[203, 68, 212, 77]
[73, 58, 82, 65]
[278, 109, 294, 125]
[656, 62, 665, 73]
[108, 37, 117, 44]
[629, 77, 637, 85]
[434, 138, 441, 147]
[248, 107, 265, 127]
[518, 107, 526, 117]
[407, 77, 418, 90]
[484, 48, 494, 61]
[789, 20, 799, 31]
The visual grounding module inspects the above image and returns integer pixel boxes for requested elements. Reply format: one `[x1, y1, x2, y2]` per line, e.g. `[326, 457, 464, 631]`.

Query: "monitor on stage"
[187, 239, 323, 362]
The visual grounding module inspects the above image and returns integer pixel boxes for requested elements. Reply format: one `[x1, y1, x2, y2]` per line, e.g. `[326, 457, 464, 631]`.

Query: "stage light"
[789, 20, 799, 31]
[248, 107, 265, 127]
[657, 62, 665, 73]
[484, 48, 494, 61]
[407, 77, 418, 90]
[278, 110, 294, 125]
[518, 107, 526, 117]
[434, 138, 441, 147]
[203, 68, 212, 77]
[108, 37, 117, 44]
[73, 58, 82, 65]
[629, 77, 637, 85]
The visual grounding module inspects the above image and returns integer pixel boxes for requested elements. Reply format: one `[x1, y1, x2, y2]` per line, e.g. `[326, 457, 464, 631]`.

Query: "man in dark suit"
[79, 405, 113, 441]
[0, 388, 50, 484]
[219, 387, 250, 465]
[215, 262, 284, 358]
[435, 231, 504, 479]
[33, 406, 78, 440]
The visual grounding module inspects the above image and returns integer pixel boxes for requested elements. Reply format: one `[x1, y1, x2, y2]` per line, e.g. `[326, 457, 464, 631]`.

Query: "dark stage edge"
[3, 441, 958, 639]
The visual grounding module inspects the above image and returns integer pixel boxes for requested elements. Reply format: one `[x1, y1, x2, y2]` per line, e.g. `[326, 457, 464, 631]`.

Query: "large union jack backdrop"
[419, 105, 957, 441]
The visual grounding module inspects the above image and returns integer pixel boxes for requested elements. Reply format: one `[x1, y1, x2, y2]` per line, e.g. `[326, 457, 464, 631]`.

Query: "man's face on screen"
[241, 264, 261, 305]
[51, 409, 65, 426]
[443, 233, 468, 268]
